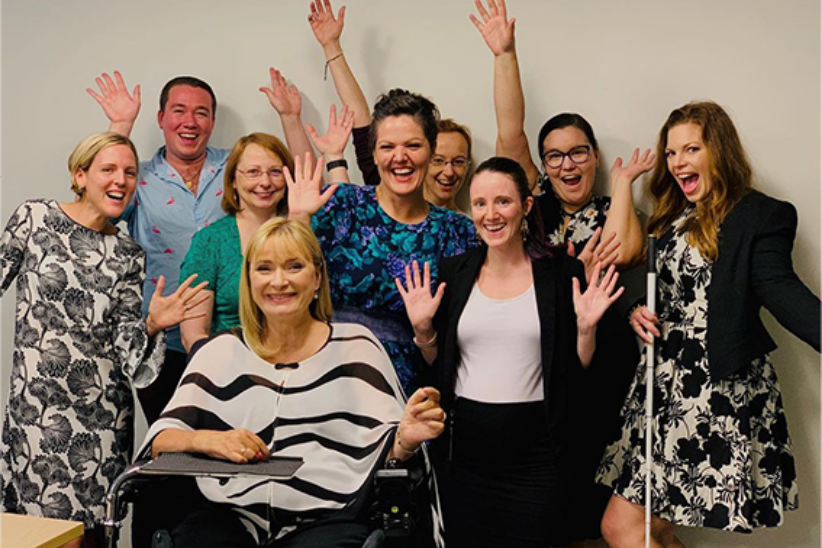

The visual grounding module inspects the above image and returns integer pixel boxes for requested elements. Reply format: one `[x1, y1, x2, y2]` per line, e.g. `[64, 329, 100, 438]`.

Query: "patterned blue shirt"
[312, 184, 476, 392]
[119, 146, 229, 352]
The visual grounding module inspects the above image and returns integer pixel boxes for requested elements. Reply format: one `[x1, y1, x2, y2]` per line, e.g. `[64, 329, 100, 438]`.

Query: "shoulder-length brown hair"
[646, 101, 752, 260]
[222, 133, 294, 216]
[239, 217, 332, 360]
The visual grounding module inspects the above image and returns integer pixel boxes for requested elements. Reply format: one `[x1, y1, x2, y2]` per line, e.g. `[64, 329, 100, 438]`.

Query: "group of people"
[1, 1, 820, 548]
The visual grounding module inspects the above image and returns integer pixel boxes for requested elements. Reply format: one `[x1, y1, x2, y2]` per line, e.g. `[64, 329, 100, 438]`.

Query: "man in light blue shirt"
[90, 70, 318, 424]
[91, 74, 229, 423]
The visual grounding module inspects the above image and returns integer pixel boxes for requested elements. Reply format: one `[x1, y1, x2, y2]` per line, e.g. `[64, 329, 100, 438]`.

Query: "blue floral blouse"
[312, 184, 475, 392]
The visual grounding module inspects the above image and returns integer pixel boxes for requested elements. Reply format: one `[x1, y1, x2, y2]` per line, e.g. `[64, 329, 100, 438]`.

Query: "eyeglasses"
[430, 156, 469, 169]
[541, 145, 591, 169]
[237, 167, 284, 181]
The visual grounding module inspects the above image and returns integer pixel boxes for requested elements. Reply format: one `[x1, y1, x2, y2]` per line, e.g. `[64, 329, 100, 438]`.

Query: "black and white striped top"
[138, 323, 417, 544]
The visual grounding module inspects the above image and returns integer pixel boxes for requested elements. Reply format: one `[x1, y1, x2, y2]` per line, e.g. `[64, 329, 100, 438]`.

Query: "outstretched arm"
[751, 200, 821, 351]
[309, 0, 371, 128]
[470, 0, 539, 189]
[602, 148, 654, 268]
[86, 70, 141, 137]
[260, 68, 315, 161]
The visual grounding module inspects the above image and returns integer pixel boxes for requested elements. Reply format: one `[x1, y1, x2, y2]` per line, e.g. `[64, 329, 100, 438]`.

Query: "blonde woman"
[0, 132, 205, 547]
[141, 217, 445, 547]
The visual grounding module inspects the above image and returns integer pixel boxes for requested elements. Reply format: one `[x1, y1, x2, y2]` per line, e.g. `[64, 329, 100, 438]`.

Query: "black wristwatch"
[326, 159, 348, 172]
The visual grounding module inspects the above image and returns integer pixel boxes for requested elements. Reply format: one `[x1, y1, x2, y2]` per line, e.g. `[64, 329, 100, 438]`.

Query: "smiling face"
[157, 85, 215, 164]
[249, 239, 321, 323]
[74, 144, 138, 219]
[234, 144, 286, 215]
[541, 126, 598, 213]
[666, 122, 713, 203]
[426, 131, 470, 206]
[470, 170, 533, 250]
[373, 115, 432, 200]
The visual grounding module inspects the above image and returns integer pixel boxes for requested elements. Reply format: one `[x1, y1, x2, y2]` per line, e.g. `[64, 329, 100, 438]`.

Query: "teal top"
[180, 215, 243, 335]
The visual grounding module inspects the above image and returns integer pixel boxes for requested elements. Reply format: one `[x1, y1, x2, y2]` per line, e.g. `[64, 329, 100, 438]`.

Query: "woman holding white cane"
[597, 101, 820, 548]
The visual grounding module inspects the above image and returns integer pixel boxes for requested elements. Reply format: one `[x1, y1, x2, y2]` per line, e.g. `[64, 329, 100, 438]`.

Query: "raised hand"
[260, 68, 302, 117]
[568, 228, 620, 284]
[86, 70, 141, 133]
[307, 103, 355, 158]
[286, 152, 337, 221]
[630, 305, 660, 345]
[146, 274, 209, 336]
[573, 262, 624, 333]
[469, 0, 516, 56]
[308, 0, 346, 48]
[610, 148, 656, 188]
[195, 428, 270, 464]
[395, 261, 444, 336]
[397, 387, 446, 452]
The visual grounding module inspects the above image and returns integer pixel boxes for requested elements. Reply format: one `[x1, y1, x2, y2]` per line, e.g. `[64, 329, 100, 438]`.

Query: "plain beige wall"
[1, 1, 819, 546]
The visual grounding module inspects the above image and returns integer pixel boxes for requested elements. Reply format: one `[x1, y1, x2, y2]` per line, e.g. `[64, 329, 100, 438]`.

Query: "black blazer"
[430, 247, 635, 454]
[697, 190, 820, 379]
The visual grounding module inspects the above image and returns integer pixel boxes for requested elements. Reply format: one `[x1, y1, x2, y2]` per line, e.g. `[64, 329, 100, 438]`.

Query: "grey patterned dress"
[596, 214, 798, 532]
[0, 200, 165, 527]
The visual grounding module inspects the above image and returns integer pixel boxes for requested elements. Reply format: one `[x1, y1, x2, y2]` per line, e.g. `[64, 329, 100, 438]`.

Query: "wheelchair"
[101, 453, 425, 548]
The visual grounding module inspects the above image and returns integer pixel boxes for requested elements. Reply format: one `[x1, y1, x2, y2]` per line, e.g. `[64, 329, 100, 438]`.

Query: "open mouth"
[561, 175, 582, 187]
[391, 167, 415, 184]
[678, 173, 699, 195]
[483, 222, 506, 234]
[106, 191, 126, 202]
[179, 133, 199, 144]
[266, 293, 295, 304]
[436, 176, 458, 190]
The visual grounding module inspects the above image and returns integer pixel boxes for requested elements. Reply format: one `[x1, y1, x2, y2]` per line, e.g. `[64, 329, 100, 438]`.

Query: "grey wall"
[1, 1, 819, 546]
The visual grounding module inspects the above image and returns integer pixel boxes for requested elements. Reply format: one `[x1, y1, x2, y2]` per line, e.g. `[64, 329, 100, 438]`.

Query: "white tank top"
[454, 283, 543, 402]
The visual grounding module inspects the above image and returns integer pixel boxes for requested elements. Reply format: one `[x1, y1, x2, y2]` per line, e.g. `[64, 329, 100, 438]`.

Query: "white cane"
[644, 235, 658, 548]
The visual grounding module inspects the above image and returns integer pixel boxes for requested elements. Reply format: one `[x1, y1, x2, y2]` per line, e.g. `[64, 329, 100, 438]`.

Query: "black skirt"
[434, 397, 567, 548]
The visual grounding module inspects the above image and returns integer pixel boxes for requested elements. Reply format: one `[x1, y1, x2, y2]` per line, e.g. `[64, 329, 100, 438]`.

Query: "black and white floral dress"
[596, 215, 798, 532]
[0, 200, 165, 527]
[547, 194, 610, 254]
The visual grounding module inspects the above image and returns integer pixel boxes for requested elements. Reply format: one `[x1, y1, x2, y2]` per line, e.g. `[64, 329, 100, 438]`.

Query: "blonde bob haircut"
[239, 217, 332, 360]
[222, 132, 294, 216]
[646, 101, 752, 261]
[68, 132, 139, 196]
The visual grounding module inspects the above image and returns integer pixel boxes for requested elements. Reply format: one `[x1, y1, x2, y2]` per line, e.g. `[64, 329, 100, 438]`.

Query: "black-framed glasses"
[430, 156, 469, 169]
[237, 167, 285, 181]
[541, 145, 591, 169]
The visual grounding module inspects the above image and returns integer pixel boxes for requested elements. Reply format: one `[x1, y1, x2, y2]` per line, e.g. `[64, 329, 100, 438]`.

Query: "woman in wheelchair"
[137, 217, 446, 548]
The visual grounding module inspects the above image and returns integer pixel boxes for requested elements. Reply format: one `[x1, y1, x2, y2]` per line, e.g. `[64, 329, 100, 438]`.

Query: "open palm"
[309, 0, 345, 46]
[572, 263, 624, 332]
[395, 261, 444, 334]
[469, 0, 516, 55]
